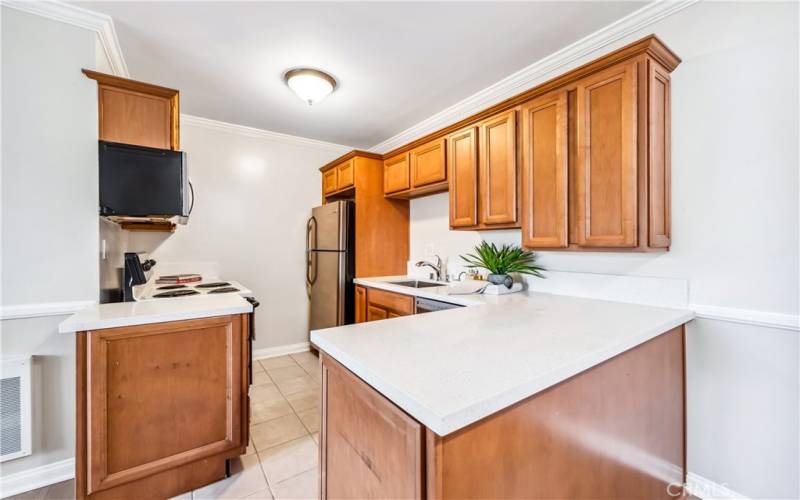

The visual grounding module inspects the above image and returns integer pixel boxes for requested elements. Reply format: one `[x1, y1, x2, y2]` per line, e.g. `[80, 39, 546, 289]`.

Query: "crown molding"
[370, 0, 699, 154]
[2, 0, 129, 77]
[181, 114, 353, 152]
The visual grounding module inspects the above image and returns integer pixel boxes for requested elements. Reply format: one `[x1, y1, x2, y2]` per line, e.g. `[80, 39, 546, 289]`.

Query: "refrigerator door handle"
[306, 216, 318, 287]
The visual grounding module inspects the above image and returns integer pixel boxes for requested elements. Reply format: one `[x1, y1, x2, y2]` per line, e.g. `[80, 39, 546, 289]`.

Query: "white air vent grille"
[1, 376, 22, 456]
[1, 356, 32, 462]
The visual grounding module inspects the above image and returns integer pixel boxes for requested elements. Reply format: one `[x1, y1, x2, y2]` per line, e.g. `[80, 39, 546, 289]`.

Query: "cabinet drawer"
[323, 168, 338, 195]
[384, 153, 410, 194]
[410, 138, 446, 188]
[366, 288, 414, 316]
[337, 159, 354, 190]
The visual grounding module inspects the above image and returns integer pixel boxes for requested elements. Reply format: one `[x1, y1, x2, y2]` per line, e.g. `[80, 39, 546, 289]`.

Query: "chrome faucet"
[415, 255, 444, 282]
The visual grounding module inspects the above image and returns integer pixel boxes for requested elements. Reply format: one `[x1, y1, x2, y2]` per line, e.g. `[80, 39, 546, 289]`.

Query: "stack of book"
[156, 274, 202, 284]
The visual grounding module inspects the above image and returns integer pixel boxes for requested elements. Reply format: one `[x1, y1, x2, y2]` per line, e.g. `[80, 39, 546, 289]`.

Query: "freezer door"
[310, 201, 349, 251]
[309, 250, 346, 331]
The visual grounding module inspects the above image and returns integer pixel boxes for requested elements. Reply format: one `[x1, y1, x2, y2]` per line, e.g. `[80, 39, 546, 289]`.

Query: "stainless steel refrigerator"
[306, 200, 355, 331]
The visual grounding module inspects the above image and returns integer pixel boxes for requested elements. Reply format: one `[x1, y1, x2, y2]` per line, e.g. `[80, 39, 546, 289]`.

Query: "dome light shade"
[284, 68, 336, 105]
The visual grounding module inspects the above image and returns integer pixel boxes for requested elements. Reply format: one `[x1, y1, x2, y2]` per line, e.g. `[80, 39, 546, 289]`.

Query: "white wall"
[128, 119, 349, 353]
[0, 5, 98, 485]
[408, 2, 799, 498]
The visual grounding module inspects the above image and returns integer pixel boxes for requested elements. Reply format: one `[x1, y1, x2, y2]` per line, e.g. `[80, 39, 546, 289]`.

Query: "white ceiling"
[79, 1, 648, 148]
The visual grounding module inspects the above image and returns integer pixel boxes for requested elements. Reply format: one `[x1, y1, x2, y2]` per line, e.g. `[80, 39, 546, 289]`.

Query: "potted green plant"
[460, 242, 545, 288]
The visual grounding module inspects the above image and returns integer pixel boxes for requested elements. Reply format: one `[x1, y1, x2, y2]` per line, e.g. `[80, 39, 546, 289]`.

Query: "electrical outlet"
[101, 239, 107, 260]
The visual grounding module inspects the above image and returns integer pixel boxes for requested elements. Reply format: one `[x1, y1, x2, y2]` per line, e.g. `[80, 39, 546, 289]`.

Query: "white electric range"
[135, 279, 254, 301]
[124, 253, 253, 302]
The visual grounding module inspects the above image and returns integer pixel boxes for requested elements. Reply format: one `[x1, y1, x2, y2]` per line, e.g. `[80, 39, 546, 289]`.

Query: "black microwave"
[99, 141, 190, 218]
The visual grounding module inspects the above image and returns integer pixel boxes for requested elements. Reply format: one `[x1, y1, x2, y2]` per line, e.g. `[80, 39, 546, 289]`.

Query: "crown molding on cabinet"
[0, 300, 95, 321]
[181, 114, 353, 152]
[369, 0, 698, 154]
[2, 0, 129, 77]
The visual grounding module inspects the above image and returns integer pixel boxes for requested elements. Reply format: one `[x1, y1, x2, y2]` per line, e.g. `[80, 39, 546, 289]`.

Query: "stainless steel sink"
[388, 280, 445, 289]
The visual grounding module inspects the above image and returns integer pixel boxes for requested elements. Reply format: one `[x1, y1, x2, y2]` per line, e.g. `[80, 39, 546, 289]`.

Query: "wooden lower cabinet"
[321, 356, 424, 499]
[75, 315, 250, 499]
[355, 285, 367, 323]
[320, 326, 686, 499]
[363, 287, 414, 321]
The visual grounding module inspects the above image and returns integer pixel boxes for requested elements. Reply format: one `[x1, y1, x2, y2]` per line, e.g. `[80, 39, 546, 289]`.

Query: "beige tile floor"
[10, 352, 321, 500]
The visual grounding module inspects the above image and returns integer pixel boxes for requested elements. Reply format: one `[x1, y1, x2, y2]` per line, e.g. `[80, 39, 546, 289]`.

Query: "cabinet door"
[99, 86, 171, 149]
[448, 127, 478, 228]
[521, 92, 568, 248]
[83, 316, 246, 494]
[366, 305, 388, 322]
[323, 168, 338, 195]
[337, 159, 355, 190]
[384, 153, 410, 194]
[576, 62, 638, 247]
[322, 356, 423, 499]
[355, 286, 367, 323]
[410, 139, 446, 188]
[479, 110, 518, 225]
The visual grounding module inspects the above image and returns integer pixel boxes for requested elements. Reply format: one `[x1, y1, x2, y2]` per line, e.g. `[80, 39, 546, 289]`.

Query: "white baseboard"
[252, 342, 310, 360]
[0, 457, 74, 498]
[686, 472, 749, 500]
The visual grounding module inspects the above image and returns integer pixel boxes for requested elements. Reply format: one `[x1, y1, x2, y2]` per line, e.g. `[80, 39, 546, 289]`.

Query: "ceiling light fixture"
[283, 68, 337, 106]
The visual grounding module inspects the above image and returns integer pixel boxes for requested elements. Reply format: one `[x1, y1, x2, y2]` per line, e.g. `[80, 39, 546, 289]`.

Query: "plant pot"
[487, 273, 513, 289]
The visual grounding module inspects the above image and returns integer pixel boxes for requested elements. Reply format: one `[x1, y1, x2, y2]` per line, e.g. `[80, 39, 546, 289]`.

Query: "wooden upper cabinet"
[82, 69, 179, 150]
[337, 159, 355, 190]
[479, 109, 518, 225]
[521, 92, 568, 248]
[575, 61, 638, 247]
[323, 168, 338, 195]
[384, 153, 411, 194]
[410, 138, 446, 188]
[447, 127, 478, 228]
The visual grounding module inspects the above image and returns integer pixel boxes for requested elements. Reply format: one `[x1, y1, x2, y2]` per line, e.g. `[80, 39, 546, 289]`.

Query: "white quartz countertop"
[59, 294, 253, 333]
[312, 276, 694, 436]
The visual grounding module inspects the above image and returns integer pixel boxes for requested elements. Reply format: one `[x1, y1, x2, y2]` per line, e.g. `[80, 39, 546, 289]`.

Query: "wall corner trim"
[685, 472, 750, 500]
[0, 300, 95, 321]
[690, 303, 799, 332]
[181, 114, 354, 152]
[252, 342, 310, 360]
[0, 457, 75, 498]
[1, 0, 129, 77]
[369, 0, 699, 153]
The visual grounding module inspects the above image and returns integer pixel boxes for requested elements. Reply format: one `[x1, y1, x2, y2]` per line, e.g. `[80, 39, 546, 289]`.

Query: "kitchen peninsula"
[59, 295, 254, 500]
[311, 278, 694, 499]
